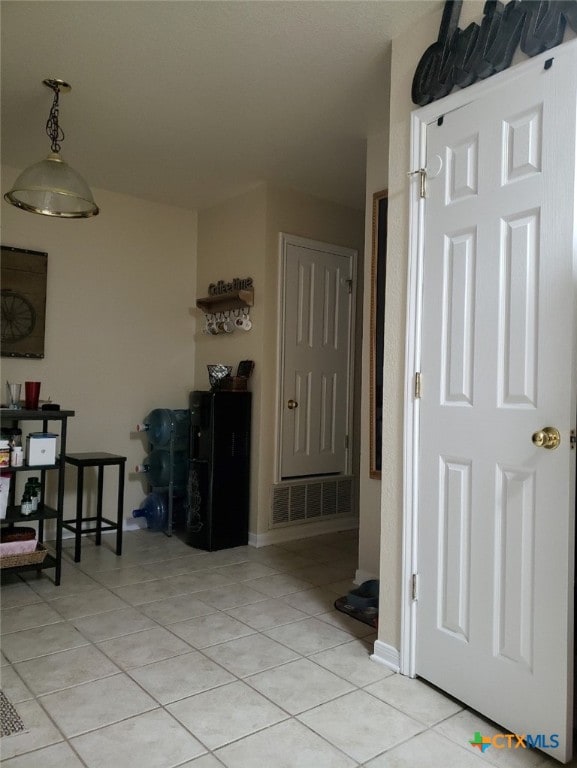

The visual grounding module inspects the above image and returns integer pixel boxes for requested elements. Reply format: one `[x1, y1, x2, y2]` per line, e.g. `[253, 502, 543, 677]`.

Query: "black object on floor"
[346, 579, 379, 610]
[0, 689, 26, 738]
[334, 596, 378, 629]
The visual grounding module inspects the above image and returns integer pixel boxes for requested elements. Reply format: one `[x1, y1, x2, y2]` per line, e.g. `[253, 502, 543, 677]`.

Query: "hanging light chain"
[45, 83, 65, 154]
[4, 77, 99, 217]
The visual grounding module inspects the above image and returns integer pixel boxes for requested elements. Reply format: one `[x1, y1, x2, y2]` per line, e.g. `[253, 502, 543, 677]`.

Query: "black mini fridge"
[186, 390, 251, 551]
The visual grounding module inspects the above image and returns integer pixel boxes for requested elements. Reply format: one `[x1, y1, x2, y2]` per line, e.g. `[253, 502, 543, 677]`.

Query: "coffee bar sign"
[412, 0, 577, 106]
[208, 277, 253, 296]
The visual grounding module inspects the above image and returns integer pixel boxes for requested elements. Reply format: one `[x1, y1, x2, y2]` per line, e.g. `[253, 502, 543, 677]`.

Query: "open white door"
[411, 46, 576, 762]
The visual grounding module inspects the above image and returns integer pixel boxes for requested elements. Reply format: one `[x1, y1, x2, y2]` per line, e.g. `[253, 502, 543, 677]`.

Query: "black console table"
[0, 409, 74, 586]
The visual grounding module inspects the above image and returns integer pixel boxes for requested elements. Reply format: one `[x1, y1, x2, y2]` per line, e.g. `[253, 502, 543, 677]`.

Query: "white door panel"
[281, 241, 353, 479]
[417, 53, 576, 762]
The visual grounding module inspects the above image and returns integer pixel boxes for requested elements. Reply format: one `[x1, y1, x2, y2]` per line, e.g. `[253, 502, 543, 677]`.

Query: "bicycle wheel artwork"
[1, 291, 36, 343]
[1, 246, 47, 358]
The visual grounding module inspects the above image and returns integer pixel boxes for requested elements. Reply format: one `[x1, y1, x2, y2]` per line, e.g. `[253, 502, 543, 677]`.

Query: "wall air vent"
[271, 475, 353, 528]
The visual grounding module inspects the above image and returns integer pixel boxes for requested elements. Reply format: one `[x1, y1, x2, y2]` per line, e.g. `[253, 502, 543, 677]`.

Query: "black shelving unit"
[0, 409, 74, 585]
[188, 391, 251, 551]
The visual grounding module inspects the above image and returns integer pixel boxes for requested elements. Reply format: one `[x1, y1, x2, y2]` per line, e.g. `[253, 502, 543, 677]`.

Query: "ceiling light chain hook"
[45, 81, 65, 154]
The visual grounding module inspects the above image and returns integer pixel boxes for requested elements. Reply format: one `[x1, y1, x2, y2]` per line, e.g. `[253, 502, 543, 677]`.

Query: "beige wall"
[378, 0, 507, 649]
[194, 184, 268, 535]
[378, 4, 444, 649]
[357, 130, 388, 582]
[2, 167, 363, 543]
[1, 165, 197, 530]
[262, 186, 365, 538]
[196, 183, 364, 540]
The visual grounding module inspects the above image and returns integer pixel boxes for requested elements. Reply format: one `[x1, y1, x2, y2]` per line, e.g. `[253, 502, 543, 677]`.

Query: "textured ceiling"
[1, 1, 438, 211]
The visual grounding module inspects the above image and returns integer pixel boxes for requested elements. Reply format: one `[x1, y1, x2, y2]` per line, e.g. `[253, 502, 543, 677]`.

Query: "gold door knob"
[287, 399, 298, 410]
[532, 427, 561, 450]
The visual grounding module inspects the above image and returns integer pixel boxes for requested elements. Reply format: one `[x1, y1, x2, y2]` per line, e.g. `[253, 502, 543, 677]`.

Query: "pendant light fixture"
[4, 78, 99, 218]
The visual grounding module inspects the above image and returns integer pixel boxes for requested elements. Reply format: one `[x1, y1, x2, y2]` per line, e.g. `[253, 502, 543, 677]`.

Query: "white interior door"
[415, 50, 576, 761]
[280, 236, 354, 479]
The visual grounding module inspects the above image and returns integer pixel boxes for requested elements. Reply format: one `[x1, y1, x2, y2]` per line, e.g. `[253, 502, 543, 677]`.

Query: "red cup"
[24, 381, 41, 410]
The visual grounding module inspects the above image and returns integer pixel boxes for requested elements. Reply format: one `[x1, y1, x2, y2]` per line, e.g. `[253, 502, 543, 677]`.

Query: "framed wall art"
[1, 245, 48, 358]
[370, 190, 387, 478]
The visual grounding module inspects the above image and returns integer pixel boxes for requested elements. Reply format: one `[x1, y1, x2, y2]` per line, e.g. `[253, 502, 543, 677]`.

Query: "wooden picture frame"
[1, 245, 48, 359]
[370, 190, 388, 478]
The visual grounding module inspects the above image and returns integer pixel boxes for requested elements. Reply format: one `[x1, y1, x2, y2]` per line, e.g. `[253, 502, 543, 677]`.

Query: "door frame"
[275, 233, 357, 483]
[401, 40, 577, 678]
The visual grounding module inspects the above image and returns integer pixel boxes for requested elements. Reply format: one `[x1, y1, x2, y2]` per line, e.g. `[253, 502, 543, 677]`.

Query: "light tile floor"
[0, 528, 573, 767]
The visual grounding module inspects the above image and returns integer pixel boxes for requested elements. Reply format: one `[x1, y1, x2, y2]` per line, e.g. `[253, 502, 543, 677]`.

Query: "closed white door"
[280, 236, 355, 479]
[416, 51, 576, 761]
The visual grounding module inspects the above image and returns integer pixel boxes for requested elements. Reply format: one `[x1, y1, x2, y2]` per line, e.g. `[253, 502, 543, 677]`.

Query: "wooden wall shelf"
[196, 288, 254, 314]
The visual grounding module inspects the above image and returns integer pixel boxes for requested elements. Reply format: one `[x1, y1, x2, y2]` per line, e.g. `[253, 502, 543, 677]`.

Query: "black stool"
[64, 452, 126, 563]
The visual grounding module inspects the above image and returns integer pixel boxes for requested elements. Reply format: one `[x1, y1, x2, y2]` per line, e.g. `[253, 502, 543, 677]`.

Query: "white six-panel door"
[414, 47, 576, 762]
[279, 236, 355, 479]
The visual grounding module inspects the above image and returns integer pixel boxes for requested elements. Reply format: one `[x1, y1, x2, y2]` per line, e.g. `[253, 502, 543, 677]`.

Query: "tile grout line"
[2, 530, 369, 766]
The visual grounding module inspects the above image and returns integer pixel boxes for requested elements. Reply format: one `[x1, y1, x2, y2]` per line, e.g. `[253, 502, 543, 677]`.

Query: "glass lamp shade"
[4, 152, 99, 218]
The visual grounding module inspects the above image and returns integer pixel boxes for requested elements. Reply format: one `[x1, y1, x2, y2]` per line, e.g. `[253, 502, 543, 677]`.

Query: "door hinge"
[408, 168, 427, 198]
[345, 434, 349, 449]
[346, 278, 353, 294]
[414, 372, 422, 399]
[411, 573, 419, 601]
[571, 430, 576, 450]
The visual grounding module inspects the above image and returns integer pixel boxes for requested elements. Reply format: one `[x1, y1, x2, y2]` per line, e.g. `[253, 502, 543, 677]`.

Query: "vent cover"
[271, 476, 353, 527]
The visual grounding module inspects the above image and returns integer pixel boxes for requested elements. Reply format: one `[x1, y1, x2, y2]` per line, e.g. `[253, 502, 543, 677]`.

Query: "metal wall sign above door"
[412, 0, 577, 106]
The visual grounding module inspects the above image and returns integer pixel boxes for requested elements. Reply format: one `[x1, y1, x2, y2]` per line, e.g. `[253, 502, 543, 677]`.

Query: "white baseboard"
[354, 568, 378, 586]
[371, 639, 400, 673]
[123, 519, 144, 532]
[249, 515, 359, 548]
[60, 515, 357, 545]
